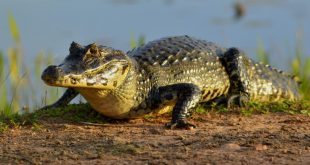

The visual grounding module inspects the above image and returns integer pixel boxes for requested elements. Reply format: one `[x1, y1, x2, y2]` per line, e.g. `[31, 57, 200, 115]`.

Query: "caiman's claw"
[227, 93, 249, 108]
[165, 120, 196, 130]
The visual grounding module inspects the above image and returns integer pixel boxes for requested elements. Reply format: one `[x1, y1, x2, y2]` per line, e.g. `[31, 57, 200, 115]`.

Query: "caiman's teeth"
[86, 79, 96, 86]
[99, 78, 108, 85]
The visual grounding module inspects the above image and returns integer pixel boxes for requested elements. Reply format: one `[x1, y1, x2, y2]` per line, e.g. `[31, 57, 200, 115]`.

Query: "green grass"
[34, 103, 109, 123]
[0, 111, 38, 133]
[196, 100, 310, 116]
[0, 103, 110, 133]
[1, 100, 309, 133]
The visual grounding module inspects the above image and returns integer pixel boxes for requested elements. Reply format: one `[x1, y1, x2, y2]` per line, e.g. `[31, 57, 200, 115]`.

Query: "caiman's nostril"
[41, 65, 62, 81]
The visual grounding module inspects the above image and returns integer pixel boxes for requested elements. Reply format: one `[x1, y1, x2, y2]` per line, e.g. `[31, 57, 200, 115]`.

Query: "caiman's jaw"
[42, 60, 131, 89]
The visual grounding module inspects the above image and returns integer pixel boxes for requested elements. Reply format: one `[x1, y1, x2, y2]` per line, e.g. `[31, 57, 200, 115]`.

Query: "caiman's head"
[41, 42, 131, 89]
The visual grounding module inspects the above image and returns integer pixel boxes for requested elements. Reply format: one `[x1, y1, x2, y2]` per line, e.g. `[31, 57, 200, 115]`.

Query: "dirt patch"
[1, 113, 310, 164]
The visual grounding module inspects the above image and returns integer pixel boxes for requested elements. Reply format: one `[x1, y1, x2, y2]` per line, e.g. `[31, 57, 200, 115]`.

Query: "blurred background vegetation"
[0, 13, 63, 116]
[0, 1, 309, 116]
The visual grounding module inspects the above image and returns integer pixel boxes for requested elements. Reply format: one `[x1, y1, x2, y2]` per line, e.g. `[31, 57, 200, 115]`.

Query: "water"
[1, 0, 310, 70]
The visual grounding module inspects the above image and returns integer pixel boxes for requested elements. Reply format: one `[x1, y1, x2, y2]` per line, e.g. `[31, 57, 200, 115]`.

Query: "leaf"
[130, 34, 145, 49]
[8, 48, 19, 83]
[303, 57, 310, 79]
[0, 51, 4, 78]
[8, 12, 20, 43]
[130, 33, 137, 49]
[291, 57, 300, 76]
[138, 35, 145, 47]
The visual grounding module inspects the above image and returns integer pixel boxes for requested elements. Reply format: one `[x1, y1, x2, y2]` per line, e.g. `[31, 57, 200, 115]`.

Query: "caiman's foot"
[39, 105, 53, 111]
[39, 103, 63, 110]
[39, 88, 78, 111]
[213, 96, 228, 106]
[227, 93, 249, 108]
[165, 120, 196, 130]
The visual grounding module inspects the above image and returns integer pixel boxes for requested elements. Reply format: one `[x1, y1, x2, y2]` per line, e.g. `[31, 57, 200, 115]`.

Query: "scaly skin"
[41, 35, 300, 129]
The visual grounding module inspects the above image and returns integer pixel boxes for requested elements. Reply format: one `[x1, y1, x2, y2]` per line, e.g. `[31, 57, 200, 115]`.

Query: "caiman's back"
[127, 35, 231, 102]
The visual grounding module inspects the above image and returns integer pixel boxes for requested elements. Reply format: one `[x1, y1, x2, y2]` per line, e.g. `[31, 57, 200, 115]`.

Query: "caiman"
[41, 35, 300, 129]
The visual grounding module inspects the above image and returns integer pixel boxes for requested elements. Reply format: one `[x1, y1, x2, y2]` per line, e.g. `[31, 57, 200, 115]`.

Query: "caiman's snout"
[41, 65, 64, 83]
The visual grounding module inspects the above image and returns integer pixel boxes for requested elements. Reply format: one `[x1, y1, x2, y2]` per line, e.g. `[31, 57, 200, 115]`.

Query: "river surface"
[1, 0, 310, 70]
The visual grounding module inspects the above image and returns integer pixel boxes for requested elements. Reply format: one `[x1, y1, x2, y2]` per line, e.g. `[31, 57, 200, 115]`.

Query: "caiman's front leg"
[40, 88, 78, 110]
[153, 83, 201, 129]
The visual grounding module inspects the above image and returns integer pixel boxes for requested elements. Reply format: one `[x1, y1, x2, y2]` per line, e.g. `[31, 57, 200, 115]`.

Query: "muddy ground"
[1, 112, 310, 165]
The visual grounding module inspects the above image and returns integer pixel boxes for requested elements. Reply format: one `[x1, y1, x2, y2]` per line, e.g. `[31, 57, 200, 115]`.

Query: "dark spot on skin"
[210, 89, 219, 98]
[121, 64, 129, 75]
[113, 81, 118, 87]
[203, 90, 211, 100]
[70, 79, 77, 84]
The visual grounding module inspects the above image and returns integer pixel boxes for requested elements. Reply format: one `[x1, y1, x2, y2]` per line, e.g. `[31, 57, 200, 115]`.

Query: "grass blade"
[8, 12, 20, 43]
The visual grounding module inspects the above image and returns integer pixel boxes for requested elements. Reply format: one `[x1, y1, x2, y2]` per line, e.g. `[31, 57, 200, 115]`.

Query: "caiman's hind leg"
[221, 47, 301, 105]
[40, 88, 78, 110]
[221, 48, 250, 108]
[152, 83, 201, 129]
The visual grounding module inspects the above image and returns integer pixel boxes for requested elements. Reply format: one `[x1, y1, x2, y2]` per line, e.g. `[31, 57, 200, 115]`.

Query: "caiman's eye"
[83, 43, 103, 62]
[84, 43, 100, 57]
[83, 53, 95, 61]
[83, 55, 100, 67]
[89, 45, 98, 54]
